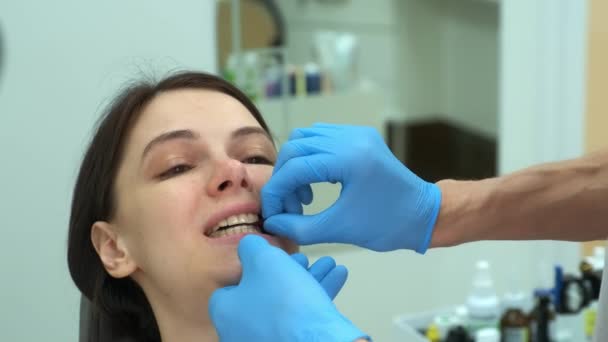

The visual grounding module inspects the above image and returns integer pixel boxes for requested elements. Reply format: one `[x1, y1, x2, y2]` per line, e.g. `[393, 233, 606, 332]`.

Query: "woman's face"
[98, 89, 297, 304]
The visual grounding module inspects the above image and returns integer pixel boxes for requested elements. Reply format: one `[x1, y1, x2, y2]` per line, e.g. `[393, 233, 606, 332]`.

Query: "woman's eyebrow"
[141, 129, 200, 162]
[231, 126, 272, 142]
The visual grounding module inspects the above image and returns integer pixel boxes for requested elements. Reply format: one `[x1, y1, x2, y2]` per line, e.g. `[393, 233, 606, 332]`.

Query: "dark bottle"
[529, 292, 556, 342]
[500, 293, 530, 342]
[446, 326, 473, 342]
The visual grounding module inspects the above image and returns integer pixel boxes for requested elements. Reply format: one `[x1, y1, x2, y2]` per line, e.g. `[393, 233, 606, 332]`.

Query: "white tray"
[393, 306, 459, 341]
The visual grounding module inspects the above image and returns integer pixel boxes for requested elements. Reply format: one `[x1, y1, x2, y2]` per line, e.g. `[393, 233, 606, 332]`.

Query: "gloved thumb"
[237, 235, 273, 271]
[264, 213, 329, 245]
[208, 284, 236, 320]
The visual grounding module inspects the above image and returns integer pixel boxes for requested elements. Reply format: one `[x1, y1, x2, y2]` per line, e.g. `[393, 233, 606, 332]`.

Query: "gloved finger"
[288, 126, 335, 140]
[297, 184, 314, 205]
[309, 257, 349, 301]
[291, 255, 346, 300]
[264, 211, 335, 245]
[273, 137, 328, 175]
[263, 184, 310, 217]
[313, 123, 367, 132]
[284, 192, 304, 214]
[290, 253, 309, 269]
[308, 256, 336, 283]
[319, 265, 348, 300]
[262, 154, 338, 218]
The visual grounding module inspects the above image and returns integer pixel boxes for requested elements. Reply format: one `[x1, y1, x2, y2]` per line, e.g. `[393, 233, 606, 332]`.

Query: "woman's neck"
[146, 290, 219, 342]
[157, 313, 218, 342]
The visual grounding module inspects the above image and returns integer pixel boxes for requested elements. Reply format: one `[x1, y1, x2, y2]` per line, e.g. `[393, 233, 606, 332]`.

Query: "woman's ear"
[91, 221, 137, 278]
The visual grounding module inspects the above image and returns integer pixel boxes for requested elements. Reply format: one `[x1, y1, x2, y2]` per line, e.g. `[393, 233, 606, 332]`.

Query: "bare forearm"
[431, 150, 608, 247]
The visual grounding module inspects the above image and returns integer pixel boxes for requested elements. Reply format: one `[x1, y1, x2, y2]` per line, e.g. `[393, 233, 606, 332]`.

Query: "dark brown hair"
[67, 71, 271, 341]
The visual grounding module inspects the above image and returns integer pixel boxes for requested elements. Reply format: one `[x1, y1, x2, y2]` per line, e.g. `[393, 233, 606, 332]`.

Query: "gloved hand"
[209, 235, 368, 342]
[290, 252, 348, 300]
[261, 123, 442, 253]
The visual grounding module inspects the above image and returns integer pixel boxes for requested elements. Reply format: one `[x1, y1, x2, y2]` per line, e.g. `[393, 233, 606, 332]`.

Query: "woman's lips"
[204, 202, 261, 236]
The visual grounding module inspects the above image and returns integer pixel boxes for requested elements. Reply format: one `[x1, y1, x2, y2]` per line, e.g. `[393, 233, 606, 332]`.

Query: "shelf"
[256, 86, 388, 144]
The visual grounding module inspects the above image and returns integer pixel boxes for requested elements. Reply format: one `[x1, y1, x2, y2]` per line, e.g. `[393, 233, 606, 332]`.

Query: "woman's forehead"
[133, 89, 262, 143]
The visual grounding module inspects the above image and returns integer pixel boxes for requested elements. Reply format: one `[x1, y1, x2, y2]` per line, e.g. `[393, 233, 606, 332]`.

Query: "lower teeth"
[209, 225, 260, 238]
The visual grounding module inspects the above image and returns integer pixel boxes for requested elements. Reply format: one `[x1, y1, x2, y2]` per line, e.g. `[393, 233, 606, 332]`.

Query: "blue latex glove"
[290, 253, 348, 300]
[261, 123, 442, 253]
[209, 235, 368, 342]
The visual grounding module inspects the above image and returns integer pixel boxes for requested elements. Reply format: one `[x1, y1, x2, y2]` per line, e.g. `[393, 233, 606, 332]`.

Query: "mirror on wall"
[216, 0, 500, 183]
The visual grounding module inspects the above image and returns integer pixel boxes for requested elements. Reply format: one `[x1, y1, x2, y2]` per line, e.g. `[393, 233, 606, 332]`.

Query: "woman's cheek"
[249, 165, 273, 187]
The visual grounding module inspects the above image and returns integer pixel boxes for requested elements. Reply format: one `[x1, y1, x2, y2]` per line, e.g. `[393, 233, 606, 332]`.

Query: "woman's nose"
[206, 159, 252, 196]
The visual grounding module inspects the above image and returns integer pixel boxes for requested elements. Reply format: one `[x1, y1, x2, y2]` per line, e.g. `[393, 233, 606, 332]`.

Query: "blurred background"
[0, 0, 605, 341]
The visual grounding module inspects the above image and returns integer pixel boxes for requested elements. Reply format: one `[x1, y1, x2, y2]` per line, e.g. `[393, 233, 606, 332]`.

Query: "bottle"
[529, 291, 556, 342]
[476, 327, 501, 342]
[286, 64, 297, 96]
[591, 246, 605, 270]
[263, 55, 283, 98]
[222, 54, 238, 84]
[581, 246, 605, 301]
[429, 306, 470, 341]
[243, 52, 261, 101]
[579, 248, 602, 341]
[500, 292, 530, 342]
[466, 261, 500, 334]
[453, 305, 469, 327]
[584, 301, 598, 341]
[426, 323, 441, 342]
[446, 326, 472, 342]
[304, 62, 322, 95]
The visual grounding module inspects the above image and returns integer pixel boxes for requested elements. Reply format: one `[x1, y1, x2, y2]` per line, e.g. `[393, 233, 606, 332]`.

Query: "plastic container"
[466, 261, 500, 334]
[476, 327, 500, 342]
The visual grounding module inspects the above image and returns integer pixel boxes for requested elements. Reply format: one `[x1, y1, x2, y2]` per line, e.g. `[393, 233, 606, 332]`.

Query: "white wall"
[499, 0, 587, 172]
[496, 2, 588, 338]
[0, 1, 216, 340]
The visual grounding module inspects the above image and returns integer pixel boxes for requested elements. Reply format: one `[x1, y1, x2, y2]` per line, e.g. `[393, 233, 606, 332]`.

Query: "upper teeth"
[214, 213, 259, 231]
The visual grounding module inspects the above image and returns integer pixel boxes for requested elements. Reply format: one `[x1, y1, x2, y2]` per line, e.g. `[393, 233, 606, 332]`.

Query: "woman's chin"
[211, 237, 298, 287]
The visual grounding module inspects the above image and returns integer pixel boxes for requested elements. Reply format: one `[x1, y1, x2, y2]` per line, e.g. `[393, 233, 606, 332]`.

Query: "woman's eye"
[243, 156, 273, 165]
[159, 164, 193, 179]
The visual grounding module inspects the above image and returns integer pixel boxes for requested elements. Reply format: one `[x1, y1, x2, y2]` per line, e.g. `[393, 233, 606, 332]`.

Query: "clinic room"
[1, 0, 607, 341]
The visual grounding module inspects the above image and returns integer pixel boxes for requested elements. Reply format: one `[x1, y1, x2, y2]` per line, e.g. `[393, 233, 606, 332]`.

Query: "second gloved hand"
[291, 252, 348, 300]
[209, 235, 367, 342]
[261, 123, 442, 253]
